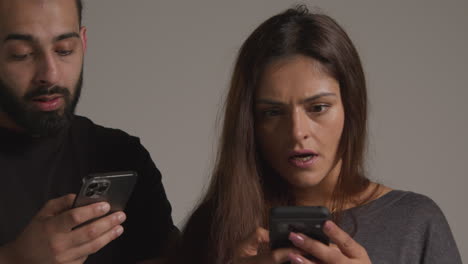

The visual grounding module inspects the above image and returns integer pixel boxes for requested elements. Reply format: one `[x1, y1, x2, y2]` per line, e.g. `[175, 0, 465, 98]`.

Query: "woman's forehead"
[256, 55, 339, 100]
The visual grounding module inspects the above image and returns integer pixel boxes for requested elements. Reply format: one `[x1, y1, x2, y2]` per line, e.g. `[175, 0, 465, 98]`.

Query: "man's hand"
[0, 194, 126, 264]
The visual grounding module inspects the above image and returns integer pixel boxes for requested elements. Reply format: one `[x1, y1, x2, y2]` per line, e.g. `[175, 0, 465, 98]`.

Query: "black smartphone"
[72, 171, 138, 228]
[269, 206, 331, 250]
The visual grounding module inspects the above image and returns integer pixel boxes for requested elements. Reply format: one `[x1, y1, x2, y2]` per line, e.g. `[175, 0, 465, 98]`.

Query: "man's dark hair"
[76, 0, 83, 25]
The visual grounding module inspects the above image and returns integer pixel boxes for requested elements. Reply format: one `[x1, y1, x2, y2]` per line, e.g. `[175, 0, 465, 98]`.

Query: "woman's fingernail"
[288, 253, 304, 264]
[289, 232, 305, 246]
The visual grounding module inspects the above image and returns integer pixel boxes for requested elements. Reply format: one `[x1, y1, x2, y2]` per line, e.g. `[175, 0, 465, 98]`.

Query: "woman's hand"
[234, 227, 301, 264]
[287, 221, 371, 264]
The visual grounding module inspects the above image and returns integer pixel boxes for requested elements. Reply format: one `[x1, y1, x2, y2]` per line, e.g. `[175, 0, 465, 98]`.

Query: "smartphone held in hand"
[269, 206, 331, 250]
[72, 171, 138, 228]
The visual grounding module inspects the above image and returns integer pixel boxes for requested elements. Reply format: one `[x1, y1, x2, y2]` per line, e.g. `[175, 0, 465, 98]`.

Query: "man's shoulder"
[72, 116, 141, 146]
[70, 116, 147, 172]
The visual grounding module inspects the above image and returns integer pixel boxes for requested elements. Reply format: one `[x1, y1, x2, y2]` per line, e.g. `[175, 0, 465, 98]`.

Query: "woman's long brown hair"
[175, 5, 371, 263]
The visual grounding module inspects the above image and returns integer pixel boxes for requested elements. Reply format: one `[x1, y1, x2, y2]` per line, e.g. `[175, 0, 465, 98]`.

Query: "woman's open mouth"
[288, 150, 319, 168]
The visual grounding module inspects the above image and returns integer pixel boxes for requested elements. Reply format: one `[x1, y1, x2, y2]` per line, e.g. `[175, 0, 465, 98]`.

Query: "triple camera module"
[85, 180, 111, 198]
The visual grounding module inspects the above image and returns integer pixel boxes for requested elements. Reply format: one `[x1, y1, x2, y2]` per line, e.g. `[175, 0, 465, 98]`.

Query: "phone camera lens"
[85, 190, 95, 197]
[98, 185, 108, 193]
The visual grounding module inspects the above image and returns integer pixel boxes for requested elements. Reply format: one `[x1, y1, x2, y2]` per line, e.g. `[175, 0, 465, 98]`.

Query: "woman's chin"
[284, 171, 326, 190]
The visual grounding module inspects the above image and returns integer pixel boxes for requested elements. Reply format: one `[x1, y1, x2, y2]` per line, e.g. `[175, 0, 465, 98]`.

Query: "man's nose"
[33, 53, 59, 87]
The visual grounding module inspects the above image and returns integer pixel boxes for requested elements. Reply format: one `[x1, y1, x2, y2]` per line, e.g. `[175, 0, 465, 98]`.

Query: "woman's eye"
[56, 50, 73, 56]
[309, 104, 330, 113]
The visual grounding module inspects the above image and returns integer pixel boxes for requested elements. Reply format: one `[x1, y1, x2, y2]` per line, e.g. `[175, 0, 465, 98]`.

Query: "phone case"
[270, 206, 331, 250]
[73, 171, 138, 213]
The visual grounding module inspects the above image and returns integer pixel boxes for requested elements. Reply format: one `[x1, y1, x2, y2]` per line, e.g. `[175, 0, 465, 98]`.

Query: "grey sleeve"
[419, 198, 462, 264]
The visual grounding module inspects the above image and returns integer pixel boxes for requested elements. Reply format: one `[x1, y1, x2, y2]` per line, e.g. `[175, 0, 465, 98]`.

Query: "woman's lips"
[31, 95, 64, 112]
[288, 149, 319, 169]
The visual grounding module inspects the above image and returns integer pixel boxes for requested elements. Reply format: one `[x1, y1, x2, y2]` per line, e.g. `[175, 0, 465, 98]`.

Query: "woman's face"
[255, 55, 344, 190]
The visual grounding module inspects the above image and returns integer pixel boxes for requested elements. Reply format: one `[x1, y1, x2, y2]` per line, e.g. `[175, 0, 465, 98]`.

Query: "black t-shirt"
[0, 116, 178, 263]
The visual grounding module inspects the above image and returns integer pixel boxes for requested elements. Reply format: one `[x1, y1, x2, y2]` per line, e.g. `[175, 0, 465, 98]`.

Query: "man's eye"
[56, 50, 73, 56]
[309, 104, 330, 113]
[11, 54, 29, 60]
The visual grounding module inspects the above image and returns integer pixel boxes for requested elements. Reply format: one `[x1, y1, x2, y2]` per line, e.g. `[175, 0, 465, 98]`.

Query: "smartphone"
[72, 171, 138, 228]
[269, 206, 331, 250]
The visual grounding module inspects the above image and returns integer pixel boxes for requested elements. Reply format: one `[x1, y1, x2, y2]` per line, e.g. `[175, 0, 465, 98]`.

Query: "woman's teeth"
[291, 155, 314, 162]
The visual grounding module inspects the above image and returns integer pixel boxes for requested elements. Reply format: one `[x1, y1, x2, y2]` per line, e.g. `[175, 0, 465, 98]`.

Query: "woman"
[174, 6, 461, 264]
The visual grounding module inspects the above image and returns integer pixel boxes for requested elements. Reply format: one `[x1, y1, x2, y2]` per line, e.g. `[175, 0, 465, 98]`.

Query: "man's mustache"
[24, 86, 71, 100]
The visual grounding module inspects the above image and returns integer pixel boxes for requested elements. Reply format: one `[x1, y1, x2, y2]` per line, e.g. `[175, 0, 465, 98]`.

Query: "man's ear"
[80, 26, 88, 52]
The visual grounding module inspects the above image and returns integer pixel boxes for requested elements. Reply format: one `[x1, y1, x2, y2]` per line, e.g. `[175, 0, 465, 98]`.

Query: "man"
[0, 0, 177, 263]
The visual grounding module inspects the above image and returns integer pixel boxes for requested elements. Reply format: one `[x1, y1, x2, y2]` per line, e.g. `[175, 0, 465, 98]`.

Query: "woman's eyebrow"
[255, 98, 284, 105]
[256, 92, 337, 105]
[301, 92, 337, 104]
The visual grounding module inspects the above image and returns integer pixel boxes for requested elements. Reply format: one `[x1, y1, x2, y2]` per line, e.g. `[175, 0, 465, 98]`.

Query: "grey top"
[340, 190, 462, 264]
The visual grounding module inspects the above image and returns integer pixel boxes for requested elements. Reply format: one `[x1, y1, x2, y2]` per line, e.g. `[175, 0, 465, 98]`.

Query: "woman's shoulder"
[369, 188, 447, 223]
[383, 190, 462, 262]
[387, 190, 441, 212]
[352, 186, 446, 221]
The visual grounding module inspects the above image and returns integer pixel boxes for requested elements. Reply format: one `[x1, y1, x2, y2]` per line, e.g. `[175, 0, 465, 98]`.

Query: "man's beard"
[0, 71, 83, 137]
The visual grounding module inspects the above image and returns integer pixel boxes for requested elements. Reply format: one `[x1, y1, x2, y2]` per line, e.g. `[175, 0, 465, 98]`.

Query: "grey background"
[78, 0, 467, 261]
